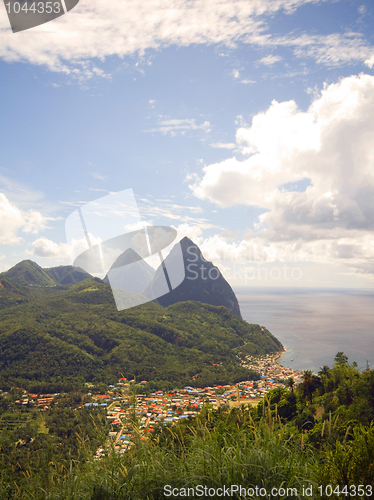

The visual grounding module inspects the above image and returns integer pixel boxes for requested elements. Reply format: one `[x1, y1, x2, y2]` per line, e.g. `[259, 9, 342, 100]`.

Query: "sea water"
[235, 286, 374, 373]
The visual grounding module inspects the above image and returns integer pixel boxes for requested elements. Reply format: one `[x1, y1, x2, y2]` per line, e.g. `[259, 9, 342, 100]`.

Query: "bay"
[235, 286, 374, 373]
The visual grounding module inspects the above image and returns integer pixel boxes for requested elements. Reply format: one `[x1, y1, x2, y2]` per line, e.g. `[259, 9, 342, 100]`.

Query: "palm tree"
[286, 377, 295, 392]
[302, 370, 321, 403]
[318, 365, 331, 394]
[318, 365, 330, 378]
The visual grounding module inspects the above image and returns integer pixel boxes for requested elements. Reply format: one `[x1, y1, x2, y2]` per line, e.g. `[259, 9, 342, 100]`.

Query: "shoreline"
[237, 291, 374, 374]
[239, 348, 303, 388]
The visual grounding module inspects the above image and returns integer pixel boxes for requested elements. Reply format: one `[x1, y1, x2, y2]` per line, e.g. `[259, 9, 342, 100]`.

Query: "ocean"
[234, 286, 374, 374]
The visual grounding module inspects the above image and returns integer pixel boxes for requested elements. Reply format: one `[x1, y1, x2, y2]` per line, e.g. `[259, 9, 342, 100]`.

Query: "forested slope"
[0, 278, 281, 392]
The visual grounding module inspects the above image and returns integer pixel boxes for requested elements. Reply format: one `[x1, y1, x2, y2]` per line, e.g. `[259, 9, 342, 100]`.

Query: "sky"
[1, 0, 374, 288]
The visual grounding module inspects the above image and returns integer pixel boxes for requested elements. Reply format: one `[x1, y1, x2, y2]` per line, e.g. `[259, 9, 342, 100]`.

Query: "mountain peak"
[180, 236, 194, 244]
[1, 260, 93, 287]
[146, 238, 242, 318]
[104, 247, 155, 293]
[179, 236, 201, 251]
[110, 248, 143, 269]
[1, 260, 56, 287]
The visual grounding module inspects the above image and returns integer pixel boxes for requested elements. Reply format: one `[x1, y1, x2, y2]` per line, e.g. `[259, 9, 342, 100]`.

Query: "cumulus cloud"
[0, 193, 48, 245]
[174, 223, 204, 244]
[0, 193, 24, 245]
[190, 97, 321, 209]
[23, 210, 50, 234]
[190, 74, 374, 278]
[32, 237, 70, 258]
[0, 0, 372, 76]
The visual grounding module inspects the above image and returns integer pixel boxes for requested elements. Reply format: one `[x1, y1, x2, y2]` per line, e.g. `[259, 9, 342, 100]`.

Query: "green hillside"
[1, 260, 57, 287]
[45, 265, 92, 285]
[0, 279, 281, 392]
[0, 277, 28, 310]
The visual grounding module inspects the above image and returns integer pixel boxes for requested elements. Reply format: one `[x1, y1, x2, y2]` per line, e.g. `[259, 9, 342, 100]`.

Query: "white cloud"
[0, 0, 371, 76]
[145, 118, 211, 136]
[0, 193, 48, 245]
[241, 79, 256, 84]
[251, 33, 373, 68]
[23, 210, 50, 234]
[138, 198, 215, 229]
[365, 55, 374, 69]
[257, 54, 282, 65]
[190, 74, 374, 277]
[0, 193, 24, 245]
[190, 97, 320, 209]
[232, 69, 240, 78]
[32, 237, 69, 259]
[174, 223, 204, 244]
[0, 254, 10, 273]
[123, 220, 153, 232]
[210, 142, 236, 149]
[286, 32, 372, 67]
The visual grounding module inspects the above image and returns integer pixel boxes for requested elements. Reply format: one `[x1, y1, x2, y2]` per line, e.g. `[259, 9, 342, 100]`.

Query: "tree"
[318, 365, 330, 378]
[318, 365, 332, 394]
[286, 377, 295, 392]
[335, 352, 348, 366]
[301, 370, 321, 403]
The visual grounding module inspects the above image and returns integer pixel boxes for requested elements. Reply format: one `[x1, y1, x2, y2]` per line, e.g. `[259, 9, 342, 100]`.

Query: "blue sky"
[1, 0, 374, 288]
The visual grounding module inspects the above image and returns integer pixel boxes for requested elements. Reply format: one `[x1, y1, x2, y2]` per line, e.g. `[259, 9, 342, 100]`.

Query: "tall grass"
[3, 406, 373, 499]
[86, 408, 317, 499]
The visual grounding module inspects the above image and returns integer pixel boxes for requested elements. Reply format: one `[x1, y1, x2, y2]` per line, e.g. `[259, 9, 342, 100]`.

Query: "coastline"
[239, 349, 303, 391]
[237, 288, 374, 373]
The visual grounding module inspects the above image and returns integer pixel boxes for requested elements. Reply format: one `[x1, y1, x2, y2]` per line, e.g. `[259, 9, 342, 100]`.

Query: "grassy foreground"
[1, 354, 374, 499]
[1, 404, 373, 499]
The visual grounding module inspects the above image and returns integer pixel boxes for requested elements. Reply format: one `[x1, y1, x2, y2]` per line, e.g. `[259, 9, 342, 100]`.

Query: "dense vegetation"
[1, 260, 91, 287]
[0, 277, 281, 392]
[1, 260, 57, 287]
[0, 354, 373, 499]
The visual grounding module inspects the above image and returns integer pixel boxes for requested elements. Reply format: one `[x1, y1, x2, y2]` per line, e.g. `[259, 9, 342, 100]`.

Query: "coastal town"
[1, 353, 303, 458]
[90, 353, 303, 457]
